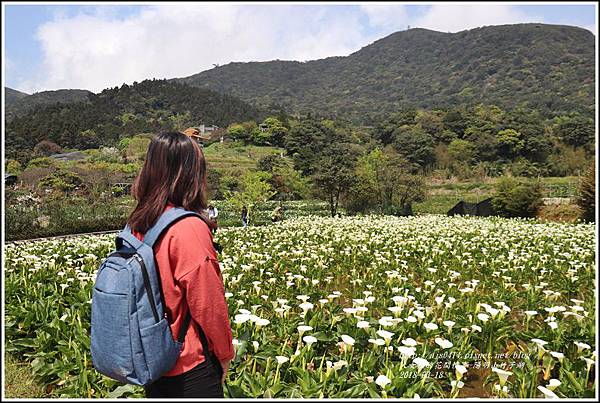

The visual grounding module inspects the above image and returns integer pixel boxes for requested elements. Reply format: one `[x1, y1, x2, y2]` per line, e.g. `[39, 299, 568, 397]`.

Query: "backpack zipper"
[133, 254, 160, 323]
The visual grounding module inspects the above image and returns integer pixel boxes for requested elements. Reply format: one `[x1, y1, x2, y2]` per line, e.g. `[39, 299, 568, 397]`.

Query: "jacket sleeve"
[179, 257, 235, 362]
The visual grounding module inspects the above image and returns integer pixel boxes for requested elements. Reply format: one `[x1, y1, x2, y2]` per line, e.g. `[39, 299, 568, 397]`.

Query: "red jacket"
[133, 206, 234, 376]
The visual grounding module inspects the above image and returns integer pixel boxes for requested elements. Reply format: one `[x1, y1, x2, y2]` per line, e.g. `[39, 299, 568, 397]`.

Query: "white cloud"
[22, 4, 370, 93]
[13, 4, 595, 93]
[411, 4, 541, 33]
[360, 4, 409, 30]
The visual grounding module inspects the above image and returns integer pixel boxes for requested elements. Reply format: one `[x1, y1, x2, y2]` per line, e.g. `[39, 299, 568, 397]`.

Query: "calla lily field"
[4, 215, 596, 398]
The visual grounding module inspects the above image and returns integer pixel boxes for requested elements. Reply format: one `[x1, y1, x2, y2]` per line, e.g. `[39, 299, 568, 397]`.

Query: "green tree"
[250, 127, 273, 146]
[346, 147, 425, 215]
[259, 155, 310, 200]
[225, 171, 276, 225]
[345, 149, 381, 213]
[284, 119, 334, 176]
[552, 114, 594, 150]
[576, 164, 595, 222]
[492, 176, 543, 218]
[260, 117, 288, 147]
[496, 128, 524, 158]
[227, 124, 249, 143]
[273, 162, 310, 200]
[206, 169, 223, 199]
[447, 139, 475, 163]
[415, 110, 446, 141]
[546, 143, 589, 176]
[168, 111, 193, 131]
[392, 125, 436, 168]
[312, 143, 358, 217]
[373, 110, 416, 146]
[442, 108, 467, 138]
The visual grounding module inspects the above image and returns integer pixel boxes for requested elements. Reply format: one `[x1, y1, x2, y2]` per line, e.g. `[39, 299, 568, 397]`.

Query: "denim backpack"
[91, 207, 210, 385]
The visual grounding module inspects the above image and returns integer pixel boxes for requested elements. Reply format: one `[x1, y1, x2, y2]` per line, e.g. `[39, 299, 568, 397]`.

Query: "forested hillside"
[177, 24, 595, 123]
[5, 79, 264, 162]
[5, 87, 29, 105]
[5, 88, 93, 121]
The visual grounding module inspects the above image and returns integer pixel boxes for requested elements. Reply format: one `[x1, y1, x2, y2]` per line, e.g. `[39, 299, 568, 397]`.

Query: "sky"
[3, 2, 597, 94]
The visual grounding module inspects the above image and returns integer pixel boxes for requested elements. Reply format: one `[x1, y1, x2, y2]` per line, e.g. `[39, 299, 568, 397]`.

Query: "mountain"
[176, 24, 595, 123]
[5, 79, 264, 162]
[5, 87, 29, 105]
[5, 88, 94, 121]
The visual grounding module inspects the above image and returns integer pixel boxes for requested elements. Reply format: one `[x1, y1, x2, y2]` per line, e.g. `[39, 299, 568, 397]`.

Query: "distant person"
[271, 203, 284, 222]
[241, 206, 248, 227]
[207, 204, 219, 233]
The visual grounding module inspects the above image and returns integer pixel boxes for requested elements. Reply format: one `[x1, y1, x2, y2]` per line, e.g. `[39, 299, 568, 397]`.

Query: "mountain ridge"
[175, 23, 595, 123]
[5, 87, 30, 105]
[5, 88, 94, 120]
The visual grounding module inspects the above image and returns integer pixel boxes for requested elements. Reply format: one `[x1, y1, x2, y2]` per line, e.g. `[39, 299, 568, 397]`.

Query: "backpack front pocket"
[139, 318, 183, 381]
[91, 288, 133, 383]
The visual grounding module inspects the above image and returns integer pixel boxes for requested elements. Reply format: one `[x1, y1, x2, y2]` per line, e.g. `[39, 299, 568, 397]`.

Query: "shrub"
[5, 159, 22, 175]
[257, 154, 281, 172]
[576, 164, 595, 222]
[546, 143, 589, 177]
[88, 147, 121, 163]
[508, 158, 547, 177]
[38, 170, 83, 193]
[4, 190, 135, 240]
[33, 140, 63, 157]
[19, 166, 58, 188]
[207, 169, 223, 199]
[492, 176, 543, 218]
[26, 157, 56, 169]
[123, 136, 151, 162]
[4, 189, 44, 240]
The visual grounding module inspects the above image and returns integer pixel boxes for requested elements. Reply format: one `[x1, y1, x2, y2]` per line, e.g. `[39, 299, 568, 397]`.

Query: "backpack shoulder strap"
[143, 207, 214, 343]
[143, 207, 209, 248]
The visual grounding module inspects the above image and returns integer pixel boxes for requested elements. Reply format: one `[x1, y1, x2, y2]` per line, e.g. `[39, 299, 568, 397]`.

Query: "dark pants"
[144, 359, 223, 398]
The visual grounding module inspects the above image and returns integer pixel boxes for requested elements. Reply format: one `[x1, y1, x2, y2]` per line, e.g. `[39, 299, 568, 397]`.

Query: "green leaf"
[338, 383, 368, 398]
[312, 331, 336, 342]
[263, 383, 283, 398]
[226, 383, 248, 398]
[367, 385, 381, 398]
[106, 384, 137, 398]
[563, 370, 584, 393]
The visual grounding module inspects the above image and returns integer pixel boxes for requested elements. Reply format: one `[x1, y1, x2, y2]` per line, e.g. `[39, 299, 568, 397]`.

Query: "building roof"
[183, 127, 211, 140]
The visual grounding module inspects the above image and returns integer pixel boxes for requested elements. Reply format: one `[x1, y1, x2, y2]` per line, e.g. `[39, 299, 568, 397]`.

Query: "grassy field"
[414, 176, 578, 215]
[203, 141, 285, 172]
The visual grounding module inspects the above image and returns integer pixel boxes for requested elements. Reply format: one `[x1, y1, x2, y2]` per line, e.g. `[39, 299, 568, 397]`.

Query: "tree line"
[5, 79, 265, 164]
[222, 106, 594, 219]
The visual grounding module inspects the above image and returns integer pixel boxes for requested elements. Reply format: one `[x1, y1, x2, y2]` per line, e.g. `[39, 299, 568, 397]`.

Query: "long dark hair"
[127, 131, 212, 233]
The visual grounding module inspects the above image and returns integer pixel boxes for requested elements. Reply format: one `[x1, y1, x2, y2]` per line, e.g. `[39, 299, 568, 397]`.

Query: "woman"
[127, 131, 234, 398]
[241, 206, 248, 227]
[207, 204, 219, 233]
